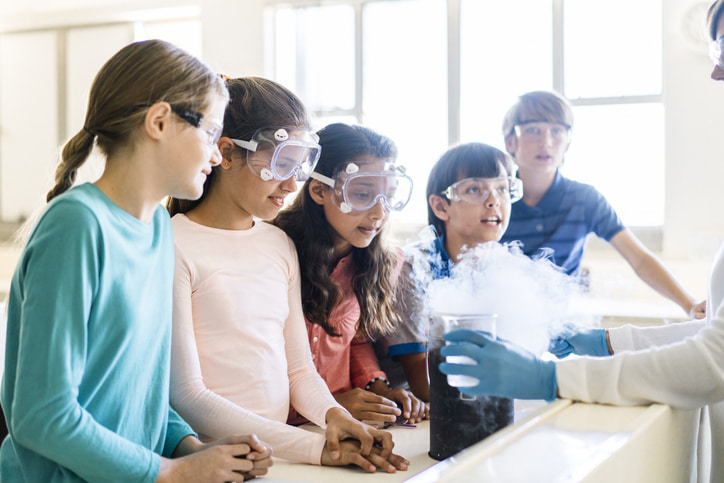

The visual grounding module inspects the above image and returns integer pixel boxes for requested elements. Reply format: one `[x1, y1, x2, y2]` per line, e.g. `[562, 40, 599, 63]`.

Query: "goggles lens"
[169, 104, 223, 146]
[709, 37, 724, 69]
[343, 172, 413, 212]
[311, 161, 413, 213]
[233, 127, 321, 181]
[514, 121, 570, 143]
[443, 176, 523, 204]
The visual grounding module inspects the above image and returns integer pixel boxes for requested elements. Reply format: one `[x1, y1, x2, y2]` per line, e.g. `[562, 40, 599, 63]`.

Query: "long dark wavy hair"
[274, 123, 401, 338]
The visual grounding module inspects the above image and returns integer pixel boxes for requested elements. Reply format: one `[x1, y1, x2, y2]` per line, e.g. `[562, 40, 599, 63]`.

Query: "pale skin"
[92, 99, 274, 482]
[397, 163, 514, 403]
[187, 139, 407, 473]
[308, 159, 429, 424]
[504, 121, 706, 320]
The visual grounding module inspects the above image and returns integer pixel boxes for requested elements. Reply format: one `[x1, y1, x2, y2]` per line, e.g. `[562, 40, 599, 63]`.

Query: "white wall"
[663, 0, 724, 260]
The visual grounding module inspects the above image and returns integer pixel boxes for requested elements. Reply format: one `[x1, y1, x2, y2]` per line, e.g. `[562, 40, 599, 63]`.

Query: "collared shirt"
[500, 171, 625, 275]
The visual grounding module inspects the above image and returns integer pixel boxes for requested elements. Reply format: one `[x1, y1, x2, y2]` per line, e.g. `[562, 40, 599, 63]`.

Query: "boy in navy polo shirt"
[500, 90, 705, 320]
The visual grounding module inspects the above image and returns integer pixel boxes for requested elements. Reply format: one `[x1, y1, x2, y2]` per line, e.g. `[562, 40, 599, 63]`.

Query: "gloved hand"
[548, 325, 610, 359]
[439, 329, 557, 401]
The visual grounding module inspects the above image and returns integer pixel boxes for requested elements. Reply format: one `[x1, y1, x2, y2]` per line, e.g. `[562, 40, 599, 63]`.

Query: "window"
[268, 0, 663, 229]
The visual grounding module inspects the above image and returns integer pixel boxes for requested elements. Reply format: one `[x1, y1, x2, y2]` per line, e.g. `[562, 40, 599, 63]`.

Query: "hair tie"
[83, 126, 96, 137]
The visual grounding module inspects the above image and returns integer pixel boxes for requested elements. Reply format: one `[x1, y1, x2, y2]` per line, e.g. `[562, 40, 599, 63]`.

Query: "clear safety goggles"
[514, 121, 571, 143]
[709, 37, 724, 69]
[310, 161, 413, 214]
[232, 127, 321, 181]
[442, 176, 523, 204]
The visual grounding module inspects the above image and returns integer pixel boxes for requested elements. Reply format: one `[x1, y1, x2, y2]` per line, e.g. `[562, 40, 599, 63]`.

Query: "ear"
[504, 133, 518, 156]
[428, 194, 451, 222]
[564, 131, 573, 153]
[217, 137, 236, 169]
[144, 102, 173, 141]
[308, 179, 327, 206]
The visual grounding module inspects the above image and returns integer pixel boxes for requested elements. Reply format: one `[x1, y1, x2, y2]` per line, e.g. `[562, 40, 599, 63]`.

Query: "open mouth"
[481, 216, 502, 225]
[358, 226, 378, 235]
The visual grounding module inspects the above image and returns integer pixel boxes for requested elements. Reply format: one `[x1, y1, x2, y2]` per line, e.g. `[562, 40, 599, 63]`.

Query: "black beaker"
[427, 313, 514, 461]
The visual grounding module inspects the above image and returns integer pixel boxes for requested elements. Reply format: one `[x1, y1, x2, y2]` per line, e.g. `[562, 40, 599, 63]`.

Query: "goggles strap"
[309, 172, 335, 188]
[231, 138, 258, 152]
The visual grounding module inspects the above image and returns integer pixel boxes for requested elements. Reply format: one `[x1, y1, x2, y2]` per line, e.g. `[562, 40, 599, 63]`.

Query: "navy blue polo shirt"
[500, 171, 625, 275]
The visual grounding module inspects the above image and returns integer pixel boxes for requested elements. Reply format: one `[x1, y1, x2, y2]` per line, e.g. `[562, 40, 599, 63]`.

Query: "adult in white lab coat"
[439, 1, 724, 480]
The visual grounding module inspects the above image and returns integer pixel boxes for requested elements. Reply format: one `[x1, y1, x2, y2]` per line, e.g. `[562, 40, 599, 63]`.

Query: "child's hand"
[689, 300, 706, 319]
[323, 407, 407, 471]
[334, 388, 400, 423]
[158, 434, 273, 482]
[204, 434, 273, 480]
[320, 438, 409, 473]
[377, 388, 429, 423]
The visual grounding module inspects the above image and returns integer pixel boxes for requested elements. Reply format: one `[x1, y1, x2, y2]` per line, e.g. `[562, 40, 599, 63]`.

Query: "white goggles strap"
[309, 172, 335, 187]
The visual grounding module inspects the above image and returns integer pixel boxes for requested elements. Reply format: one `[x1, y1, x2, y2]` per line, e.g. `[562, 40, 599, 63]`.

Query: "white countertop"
[263, 398, 698, 483]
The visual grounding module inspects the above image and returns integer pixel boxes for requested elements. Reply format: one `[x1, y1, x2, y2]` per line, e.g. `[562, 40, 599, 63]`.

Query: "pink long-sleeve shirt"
[169, 215, 344, 465]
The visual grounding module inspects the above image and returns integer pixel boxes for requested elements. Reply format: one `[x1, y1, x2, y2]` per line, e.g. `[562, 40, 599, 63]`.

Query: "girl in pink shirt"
[275, 123, 428, 426]
[166, 78, 407, 473]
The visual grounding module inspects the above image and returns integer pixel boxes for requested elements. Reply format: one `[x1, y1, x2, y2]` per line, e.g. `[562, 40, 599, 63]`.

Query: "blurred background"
[0, 0, 720, 313]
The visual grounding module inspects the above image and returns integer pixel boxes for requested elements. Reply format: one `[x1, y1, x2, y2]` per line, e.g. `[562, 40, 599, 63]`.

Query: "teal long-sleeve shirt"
[0, 183, 194, 482]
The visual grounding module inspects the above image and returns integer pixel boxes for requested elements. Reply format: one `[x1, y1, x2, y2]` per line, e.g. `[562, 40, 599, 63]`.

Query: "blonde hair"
[47, 39, 228, 202]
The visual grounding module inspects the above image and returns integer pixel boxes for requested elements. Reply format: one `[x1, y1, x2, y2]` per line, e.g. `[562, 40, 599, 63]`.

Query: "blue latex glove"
[548, 325, 610, 359]
[439, 329, 557, 401]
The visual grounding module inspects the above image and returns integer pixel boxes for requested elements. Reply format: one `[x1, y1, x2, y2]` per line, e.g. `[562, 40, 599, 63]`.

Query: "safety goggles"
[232, 127, 321, 181]
[442, 176, 523, 204]
[170, 105, 224, 146]
[310, 161, 413, 214]
[124, 103, 223, 146]
[709, 37, 724, 70]
[514, 121, 571, 144]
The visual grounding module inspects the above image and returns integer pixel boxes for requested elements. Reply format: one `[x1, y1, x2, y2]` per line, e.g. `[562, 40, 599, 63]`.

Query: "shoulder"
[259, 221, 297, 252]
[559, 176, 608, 203]
[31, 184, 106, 243]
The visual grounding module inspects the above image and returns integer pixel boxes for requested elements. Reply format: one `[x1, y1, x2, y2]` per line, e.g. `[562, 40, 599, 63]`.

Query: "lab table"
[263, 399, 697, 482]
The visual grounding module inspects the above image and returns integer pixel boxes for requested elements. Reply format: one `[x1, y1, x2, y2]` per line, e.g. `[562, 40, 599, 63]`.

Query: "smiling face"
[216, 144, 299, 224]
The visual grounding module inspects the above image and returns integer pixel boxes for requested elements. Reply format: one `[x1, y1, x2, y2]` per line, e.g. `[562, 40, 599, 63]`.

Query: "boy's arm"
[398, 352, 429, 402]
[609, 229, 705, 319]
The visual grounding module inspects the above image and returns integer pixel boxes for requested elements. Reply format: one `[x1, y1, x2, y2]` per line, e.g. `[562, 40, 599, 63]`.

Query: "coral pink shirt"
[307, 250, 405, 395]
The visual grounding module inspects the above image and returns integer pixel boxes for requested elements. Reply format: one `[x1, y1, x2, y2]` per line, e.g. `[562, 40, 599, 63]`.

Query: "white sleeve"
[169, 243, 327, 465]
[283, 243, 346, 426]
[608, 319, 706, 352]
[557, 297, 724, 409]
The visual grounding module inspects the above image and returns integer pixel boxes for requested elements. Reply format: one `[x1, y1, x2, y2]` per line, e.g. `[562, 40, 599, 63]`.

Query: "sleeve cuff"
[388, 342, 425, 360]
